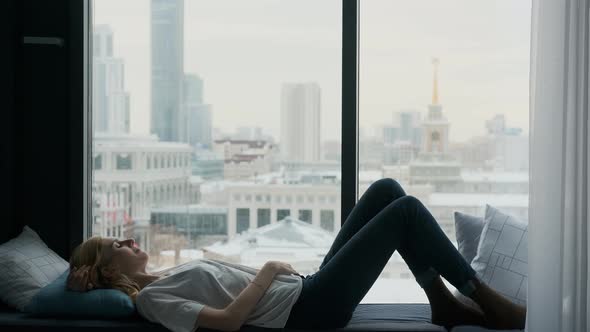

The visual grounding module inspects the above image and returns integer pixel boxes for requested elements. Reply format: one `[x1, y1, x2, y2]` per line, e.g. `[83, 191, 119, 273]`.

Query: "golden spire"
[432, 57, 440, 105]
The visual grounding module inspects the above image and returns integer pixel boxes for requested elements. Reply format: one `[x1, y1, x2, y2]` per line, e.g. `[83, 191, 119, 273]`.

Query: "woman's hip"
[285, 274, 354, 329]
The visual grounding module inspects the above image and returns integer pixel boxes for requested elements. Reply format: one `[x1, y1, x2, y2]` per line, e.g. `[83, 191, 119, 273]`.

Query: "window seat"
[0, 301, 522, 332]
[0, 301, 445, 332]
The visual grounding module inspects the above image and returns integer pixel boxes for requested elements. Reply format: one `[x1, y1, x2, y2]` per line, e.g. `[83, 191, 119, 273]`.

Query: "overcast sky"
[94, 0, 532, 143]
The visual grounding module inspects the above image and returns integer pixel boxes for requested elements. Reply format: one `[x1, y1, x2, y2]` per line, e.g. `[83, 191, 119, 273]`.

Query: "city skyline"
[93, 0, 531, 143]
[90, 1, 531, 306]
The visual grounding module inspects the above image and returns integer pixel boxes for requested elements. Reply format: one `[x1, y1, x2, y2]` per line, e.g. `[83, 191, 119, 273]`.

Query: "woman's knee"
[371, 178, 406, 198]
[395, 195, 424, 214]
[398, 194, 421, 205]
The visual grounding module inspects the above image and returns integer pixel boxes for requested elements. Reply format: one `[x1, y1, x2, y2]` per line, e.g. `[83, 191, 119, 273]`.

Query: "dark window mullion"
[69, 0, 91, 256]
[341, 0, 359, 226]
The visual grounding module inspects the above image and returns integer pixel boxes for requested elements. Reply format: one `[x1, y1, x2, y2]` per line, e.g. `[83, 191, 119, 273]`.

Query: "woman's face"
[100, 237, 149, 275]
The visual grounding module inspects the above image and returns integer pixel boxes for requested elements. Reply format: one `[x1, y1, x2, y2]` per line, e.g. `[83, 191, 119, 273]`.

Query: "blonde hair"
[69, 236, 142, 303]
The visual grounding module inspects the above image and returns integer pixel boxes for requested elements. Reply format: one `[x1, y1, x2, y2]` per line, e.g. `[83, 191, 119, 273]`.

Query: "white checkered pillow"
[471, 205, 528, 306]
[0, 226, 69, 311]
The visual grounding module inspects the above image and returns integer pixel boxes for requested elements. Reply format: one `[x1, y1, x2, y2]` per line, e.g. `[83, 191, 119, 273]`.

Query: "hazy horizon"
[93, 0, 532, 143]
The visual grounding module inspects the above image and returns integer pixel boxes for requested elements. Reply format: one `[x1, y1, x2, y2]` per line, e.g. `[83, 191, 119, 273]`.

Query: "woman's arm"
[221, 262, 278, 330]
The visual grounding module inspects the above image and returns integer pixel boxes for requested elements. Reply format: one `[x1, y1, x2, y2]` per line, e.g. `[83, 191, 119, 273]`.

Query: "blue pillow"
[24, 270, 136, 318]
[454, 211, 485, 263]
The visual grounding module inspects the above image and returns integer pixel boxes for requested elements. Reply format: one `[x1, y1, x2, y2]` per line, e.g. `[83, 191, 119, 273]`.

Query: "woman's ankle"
[424, 278, 447, 303]
[466, 278, 488, 307]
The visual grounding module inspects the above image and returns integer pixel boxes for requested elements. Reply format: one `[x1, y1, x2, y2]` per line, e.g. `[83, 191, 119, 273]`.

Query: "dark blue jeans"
[284, 178, 477, 329]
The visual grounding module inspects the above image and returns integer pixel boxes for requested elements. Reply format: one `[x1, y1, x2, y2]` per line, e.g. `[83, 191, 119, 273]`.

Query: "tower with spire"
[422, 57, 450, 155]
[409, 58, 461, 191]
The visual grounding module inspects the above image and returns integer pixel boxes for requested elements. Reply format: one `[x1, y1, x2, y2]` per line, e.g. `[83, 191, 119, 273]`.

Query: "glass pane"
[92, 0, 341, 285]
[360, 0, 531, 303]
[257, 209, 271, 227]
[236, 208, 250, 234]
[320, 210, 335, 232]
[298, 209, 312, 223]
[277, 209, 290, 221]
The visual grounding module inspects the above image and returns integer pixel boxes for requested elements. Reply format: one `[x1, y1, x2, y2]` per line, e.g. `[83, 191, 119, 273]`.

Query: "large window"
[359, 0, 532, 302]
[91, 0, 530, 304]
[91, 0, 345, 296]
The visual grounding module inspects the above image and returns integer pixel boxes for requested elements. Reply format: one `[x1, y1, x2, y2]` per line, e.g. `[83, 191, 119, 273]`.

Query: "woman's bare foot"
[431, 295, 487, 329]
[425, 277, 487, 329]
[469, 278, 526, 330]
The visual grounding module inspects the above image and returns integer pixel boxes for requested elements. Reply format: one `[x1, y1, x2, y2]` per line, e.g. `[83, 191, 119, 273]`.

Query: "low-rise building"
[213, 139, 278, 180]
[92, 133, 195, 250]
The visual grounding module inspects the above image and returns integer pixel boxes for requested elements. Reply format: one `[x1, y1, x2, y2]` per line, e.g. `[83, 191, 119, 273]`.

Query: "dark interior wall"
[23, 0, 70, 259]
[0, 0, 22, 244]
[1, 0, 85, 260]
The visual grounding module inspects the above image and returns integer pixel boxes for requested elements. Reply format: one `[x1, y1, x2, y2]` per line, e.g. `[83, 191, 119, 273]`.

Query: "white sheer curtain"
[528, 0, 589, 331]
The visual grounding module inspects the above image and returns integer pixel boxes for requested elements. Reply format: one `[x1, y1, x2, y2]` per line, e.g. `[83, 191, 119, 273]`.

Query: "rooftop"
[203, 216, 335, 256]
[94, 133, 192, 150]
[428, 193, 529, 208]
[151, 204, 228, 214]
[461, 172, 529, 183]
[213, 139, 271, 149]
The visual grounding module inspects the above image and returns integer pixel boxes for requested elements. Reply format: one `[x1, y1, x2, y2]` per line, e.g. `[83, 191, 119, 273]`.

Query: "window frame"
[80, 0, 360, 240]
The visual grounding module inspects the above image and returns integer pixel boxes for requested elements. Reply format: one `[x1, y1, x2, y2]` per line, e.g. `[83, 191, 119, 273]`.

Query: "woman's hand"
[67, 265, 94, 292]
[265, 261, 302, 276]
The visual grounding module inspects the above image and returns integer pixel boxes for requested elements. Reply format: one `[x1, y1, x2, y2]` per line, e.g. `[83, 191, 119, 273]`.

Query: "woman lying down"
[68, 179, 526, 332]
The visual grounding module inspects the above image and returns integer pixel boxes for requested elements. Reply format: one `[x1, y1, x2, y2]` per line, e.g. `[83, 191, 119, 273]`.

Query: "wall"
[1, 0, 86, 261]
[0, 0, 22, 244]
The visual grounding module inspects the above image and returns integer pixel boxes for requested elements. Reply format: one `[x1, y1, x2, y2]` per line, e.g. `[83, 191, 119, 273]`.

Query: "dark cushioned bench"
[0, 300, 524, 332]
[0, 301, 446, 332]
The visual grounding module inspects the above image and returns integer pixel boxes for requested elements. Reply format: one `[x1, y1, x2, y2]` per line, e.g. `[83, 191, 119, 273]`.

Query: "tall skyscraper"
[183, 73, 203, 105]
[183, 74, 212, 149]
[93, 25, 130, 134]
[280, 82, 321, 162]
[151, 0, 184, 142]
[486, 114, 506, 135]
[383, 111, 422, 147]
[382, 111, 422, 164]
[187, 104, 212, 149]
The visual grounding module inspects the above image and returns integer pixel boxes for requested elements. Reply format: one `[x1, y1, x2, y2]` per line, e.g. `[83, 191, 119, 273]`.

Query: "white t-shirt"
[136, 259, 304, 332]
